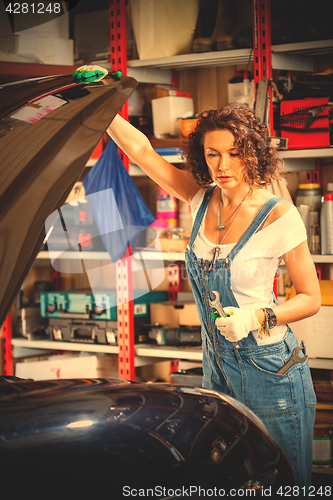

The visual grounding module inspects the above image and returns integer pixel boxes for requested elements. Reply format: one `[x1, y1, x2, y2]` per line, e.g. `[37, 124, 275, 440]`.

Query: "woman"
[107, 104, 320, 489]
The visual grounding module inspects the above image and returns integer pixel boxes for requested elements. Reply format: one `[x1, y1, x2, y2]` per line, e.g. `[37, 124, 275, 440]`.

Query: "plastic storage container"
[179, 118, 199, 137]
[151, 96, 194, 138]
[295, 183, 322, 212]
[280, 97, 331, 150]
[321, 194, 333, 254]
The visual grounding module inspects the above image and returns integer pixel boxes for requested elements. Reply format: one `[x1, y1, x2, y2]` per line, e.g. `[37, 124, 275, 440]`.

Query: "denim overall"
[185, 187, 316, 490]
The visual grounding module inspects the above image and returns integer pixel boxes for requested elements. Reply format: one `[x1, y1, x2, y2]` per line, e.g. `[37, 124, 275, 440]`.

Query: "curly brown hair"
[182, 104, 284, 188]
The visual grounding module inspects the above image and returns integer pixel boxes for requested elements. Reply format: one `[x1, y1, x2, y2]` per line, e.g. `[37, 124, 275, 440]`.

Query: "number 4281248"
[5, 3, 62, 14]
[276, 486, 331, 496]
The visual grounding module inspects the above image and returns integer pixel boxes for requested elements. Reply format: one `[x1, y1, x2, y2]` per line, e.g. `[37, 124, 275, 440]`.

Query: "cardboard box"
[318, 281, 333, 306]
[178, 303, 200, 326]
[129, 0, 199, 59]
[15, 354, 118, 381]
[158, 237, 189, 252]
[291, 306, 333, 358]
[286, 281, 333, 306]
[0, 34, 74, 65]
[150, 302, 200, 328]
[150, 302, 179, 327]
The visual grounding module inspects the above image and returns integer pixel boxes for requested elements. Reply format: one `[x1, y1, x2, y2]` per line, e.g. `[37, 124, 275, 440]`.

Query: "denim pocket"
[245, 356, 294, 417]
[247, 353, 288, 378]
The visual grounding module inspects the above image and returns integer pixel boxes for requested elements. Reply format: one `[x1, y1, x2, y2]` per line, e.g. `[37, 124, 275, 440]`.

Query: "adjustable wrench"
[276, 347, 308, 375]
[209, 291, 240, 349]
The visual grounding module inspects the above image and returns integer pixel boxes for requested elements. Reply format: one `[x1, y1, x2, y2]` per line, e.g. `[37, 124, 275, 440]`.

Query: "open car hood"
[0, 73, 137, 326]
[0, 377, 294, 495]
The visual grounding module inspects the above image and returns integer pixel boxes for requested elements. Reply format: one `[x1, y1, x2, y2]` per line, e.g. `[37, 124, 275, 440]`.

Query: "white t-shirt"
[190, 188, 307, 345]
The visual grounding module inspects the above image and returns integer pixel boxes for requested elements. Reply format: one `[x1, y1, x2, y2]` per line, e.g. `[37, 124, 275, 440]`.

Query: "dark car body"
[0, 377, 294, 497]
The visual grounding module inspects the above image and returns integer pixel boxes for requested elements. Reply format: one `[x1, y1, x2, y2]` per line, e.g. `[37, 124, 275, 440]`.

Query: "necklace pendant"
[219, 224, 225, 230]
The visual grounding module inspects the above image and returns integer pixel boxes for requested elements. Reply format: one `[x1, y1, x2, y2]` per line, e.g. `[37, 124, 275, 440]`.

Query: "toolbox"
[47, 317, 118, 344]
[280, 97, 333, 150]
[42, 289, 168, 345]
[40, 289, 168, 321]
[47, 316, 151, 344]
[18, 306, 49, 341]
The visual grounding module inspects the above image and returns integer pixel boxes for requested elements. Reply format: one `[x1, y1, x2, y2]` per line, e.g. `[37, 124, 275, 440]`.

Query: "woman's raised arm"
[107, 114, 199, 203]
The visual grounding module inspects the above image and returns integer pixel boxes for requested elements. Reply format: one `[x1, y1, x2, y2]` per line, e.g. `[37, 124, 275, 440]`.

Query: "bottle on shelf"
[296, 183, 323, 254]
[321, 194, 333, 255]
[309, 210, 321, 255]
[156, 186, 179, 228]
[313, 424, 333, 468]
[295, 183, 322, 213]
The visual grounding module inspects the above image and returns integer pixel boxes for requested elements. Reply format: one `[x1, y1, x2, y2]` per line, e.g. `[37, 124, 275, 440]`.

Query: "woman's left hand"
[72, 65, 109, 83]
[215, 307, 261, 343]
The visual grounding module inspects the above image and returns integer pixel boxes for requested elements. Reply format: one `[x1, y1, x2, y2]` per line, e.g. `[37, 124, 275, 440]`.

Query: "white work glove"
[215, 307, 261, 343]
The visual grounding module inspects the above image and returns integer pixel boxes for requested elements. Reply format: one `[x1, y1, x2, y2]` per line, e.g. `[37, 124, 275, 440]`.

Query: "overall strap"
[189, 186, 216, 248]
[228, 196, 285, 261]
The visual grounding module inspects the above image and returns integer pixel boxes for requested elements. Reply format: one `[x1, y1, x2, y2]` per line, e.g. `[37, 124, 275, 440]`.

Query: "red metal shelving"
[2, 314, 13, 376]
[253, 0, 273, 132]
[110, 0, 135, 381]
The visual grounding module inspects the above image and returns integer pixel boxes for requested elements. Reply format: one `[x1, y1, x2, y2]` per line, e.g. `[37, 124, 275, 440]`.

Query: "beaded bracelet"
[259, 308, 270, 337]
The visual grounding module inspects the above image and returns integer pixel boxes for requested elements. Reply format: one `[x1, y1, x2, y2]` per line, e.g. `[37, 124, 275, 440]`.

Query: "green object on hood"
[72, 65, 108, 83]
